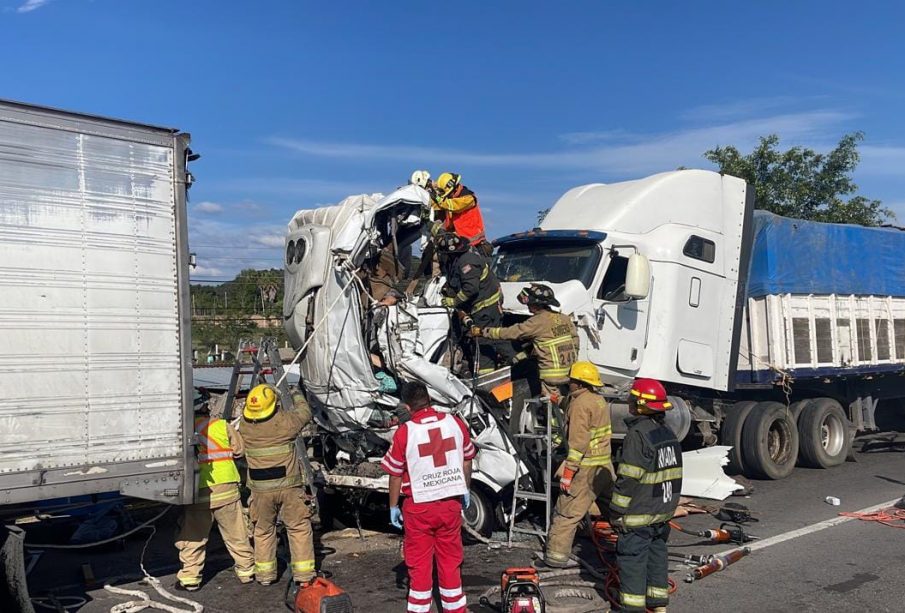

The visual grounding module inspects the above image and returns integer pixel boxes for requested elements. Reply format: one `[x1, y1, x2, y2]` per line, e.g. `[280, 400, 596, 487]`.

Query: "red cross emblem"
[417, 428, 457, 468]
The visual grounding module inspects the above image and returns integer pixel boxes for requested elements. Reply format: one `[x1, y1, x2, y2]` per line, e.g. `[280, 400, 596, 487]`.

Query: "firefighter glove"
[390, 506, 403, 529]
[469, 326, 483, 338]
[560, 467, 576, 494]
[462, 491, 471, 510]
[441, 296, 456, 308]
[610, 515, 628, 534]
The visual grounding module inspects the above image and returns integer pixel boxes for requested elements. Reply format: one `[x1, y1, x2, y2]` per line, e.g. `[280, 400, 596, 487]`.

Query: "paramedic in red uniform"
[381, 381, 476, 613]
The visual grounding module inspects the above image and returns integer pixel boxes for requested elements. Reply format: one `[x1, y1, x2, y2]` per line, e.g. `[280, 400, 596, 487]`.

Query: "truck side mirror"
[625, 253, 650, 299]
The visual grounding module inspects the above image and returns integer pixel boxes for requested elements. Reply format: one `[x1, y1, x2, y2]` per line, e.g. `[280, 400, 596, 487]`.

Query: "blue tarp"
[746, 211, 905, 298]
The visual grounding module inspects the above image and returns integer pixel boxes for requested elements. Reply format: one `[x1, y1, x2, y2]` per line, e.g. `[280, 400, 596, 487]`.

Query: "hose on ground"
[101, 511, 204, 613]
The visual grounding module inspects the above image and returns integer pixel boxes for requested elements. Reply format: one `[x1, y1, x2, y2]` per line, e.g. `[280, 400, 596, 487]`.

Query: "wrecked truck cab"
[284, 186, 427, 427]
[284, 185, 526, 534]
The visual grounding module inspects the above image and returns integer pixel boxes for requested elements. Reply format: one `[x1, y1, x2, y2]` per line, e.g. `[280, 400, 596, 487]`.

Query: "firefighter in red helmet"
[610, 378, 683, 613]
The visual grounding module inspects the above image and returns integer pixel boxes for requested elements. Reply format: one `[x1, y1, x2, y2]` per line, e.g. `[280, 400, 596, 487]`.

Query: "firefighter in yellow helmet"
[431, 172, 492, 257]
[242, 383, 316, 586]
[174, 392, 255, 591]
[544, 362, 614, 568]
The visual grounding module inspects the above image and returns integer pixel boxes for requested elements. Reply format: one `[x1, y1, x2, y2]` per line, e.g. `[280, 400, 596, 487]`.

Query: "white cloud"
[249, 233, 285, 248]
[558, 129, 638, 145]
[17, 0, 51, 13]
[677, 96, 808, 122]
[267, 110, 856, 175]
[186, 218, 287, 279]
[194, 201, 224, 214]
[190, 265, 224, 278]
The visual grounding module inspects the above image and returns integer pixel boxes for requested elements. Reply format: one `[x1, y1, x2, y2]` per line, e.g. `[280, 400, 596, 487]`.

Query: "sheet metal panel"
[0, 101, 189, 502]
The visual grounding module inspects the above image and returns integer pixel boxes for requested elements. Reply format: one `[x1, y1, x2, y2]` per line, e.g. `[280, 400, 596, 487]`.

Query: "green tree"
[704, 132, 892, 226]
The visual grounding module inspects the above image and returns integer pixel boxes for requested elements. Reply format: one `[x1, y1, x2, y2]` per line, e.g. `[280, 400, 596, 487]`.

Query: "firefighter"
[242, 383, 316, 587]
[381, 381, 476, 613]
[174, 397, 255, 591]
[610, 378, 683, 613]
[409, 169, 432, 190]
[474, 283, 579, 402]
[435, 232, 511, 373]
[543, 361, 614, 568]
[432, 172, 492, 257]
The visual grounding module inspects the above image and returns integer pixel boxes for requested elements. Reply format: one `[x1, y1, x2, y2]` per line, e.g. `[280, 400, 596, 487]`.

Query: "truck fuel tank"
[607, 395, 692, 441]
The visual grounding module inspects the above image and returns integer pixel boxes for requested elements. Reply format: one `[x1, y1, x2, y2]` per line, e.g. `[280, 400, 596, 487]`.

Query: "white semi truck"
[494, 169, 905, 479]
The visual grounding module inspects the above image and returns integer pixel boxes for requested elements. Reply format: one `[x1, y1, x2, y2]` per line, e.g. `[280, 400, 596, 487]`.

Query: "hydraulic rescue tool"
[684, 547, 751, 583]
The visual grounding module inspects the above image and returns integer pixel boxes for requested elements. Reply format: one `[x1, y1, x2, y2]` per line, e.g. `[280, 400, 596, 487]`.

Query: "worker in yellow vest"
[174, 399, 255, 591]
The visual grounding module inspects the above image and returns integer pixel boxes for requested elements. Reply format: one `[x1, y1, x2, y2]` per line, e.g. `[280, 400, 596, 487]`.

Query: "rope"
[276, 263, 362, 387]
[744, 351, 794, 405]
[839, 507, 905, 528]
[103, 518, 203, 613]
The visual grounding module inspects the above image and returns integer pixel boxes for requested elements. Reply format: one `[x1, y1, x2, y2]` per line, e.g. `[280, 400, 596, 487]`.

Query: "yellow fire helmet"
[434, 172, 460, 200]
[569, 361, 603, 388]
[244, 384, 278, 421]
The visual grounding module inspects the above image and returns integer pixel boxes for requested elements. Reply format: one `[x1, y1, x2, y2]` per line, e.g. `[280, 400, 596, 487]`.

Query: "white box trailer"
[494, 170, 905, 480]
[0, 100, 196, 507]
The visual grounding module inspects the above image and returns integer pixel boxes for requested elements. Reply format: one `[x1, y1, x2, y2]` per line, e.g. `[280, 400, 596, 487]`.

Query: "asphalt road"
[25, 432, 905, 612]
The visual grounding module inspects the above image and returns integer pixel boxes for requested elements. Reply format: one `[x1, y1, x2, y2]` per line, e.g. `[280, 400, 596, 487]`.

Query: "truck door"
[588, 248, 650, 375]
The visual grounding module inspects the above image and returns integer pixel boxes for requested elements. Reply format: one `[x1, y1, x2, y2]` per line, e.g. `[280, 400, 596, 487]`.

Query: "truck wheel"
[721, 401, 758, 475]
[798, 398, 852, 469]
[741, 402, 799, 480]
[789, 399, 811, 424]
[463, 486, 494, 537]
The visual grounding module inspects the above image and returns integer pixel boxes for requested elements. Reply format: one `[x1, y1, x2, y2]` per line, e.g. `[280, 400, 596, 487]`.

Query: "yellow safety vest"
[195, 417, 240, 488]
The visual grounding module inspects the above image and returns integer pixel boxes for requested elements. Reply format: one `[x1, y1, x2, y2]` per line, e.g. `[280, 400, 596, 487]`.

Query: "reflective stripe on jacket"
[562, 387, 613, 471]
[610, 415, 683, 527]
[242, 392, 312, 492]
[446, 251, 502, 316]
[437, 185, 486, 245]
[485, 309, 579, 383]
[194, 417, 241, 488]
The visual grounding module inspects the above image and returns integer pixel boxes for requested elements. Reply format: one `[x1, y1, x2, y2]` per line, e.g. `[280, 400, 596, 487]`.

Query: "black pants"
[616, 522, 670, 611]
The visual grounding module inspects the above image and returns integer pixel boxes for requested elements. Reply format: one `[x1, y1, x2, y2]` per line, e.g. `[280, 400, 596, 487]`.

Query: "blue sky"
[3, 1, 905, 279]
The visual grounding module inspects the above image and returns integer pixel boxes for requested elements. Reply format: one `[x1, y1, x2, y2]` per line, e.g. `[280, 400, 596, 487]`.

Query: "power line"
[191, 244, 283, 250]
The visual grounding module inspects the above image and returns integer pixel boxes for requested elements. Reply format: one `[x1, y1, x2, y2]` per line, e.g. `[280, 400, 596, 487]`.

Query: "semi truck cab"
[495, 170, 753, 406]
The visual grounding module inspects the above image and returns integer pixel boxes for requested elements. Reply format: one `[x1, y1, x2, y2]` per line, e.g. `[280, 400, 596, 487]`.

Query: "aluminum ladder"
[221, 338, 320, 512]
[507, 396, 554, 546]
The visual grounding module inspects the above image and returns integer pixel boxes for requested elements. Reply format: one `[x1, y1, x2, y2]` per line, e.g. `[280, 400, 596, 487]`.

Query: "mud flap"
[1, 525, 34, 613]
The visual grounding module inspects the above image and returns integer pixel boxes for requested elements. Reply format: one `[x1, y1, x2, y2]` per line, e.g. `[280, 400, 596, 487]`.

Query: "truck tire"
[798, 398, 852, 469]
[721, 401, 758, 475]
[463, 485, 494, 537]
[789, 399, 811, 424]
[741, 402, 799, 480]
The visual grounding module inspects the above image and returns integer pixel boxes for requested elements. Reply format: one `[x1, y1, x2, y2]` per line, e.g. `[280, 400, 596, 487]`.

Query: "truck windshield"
[493, 241, 601, 288]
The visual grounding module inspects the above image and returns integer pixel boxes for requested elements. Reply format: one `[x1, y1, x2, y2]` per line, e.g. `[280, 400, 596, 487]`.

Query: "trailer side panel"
[0, 101, 193, 505]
